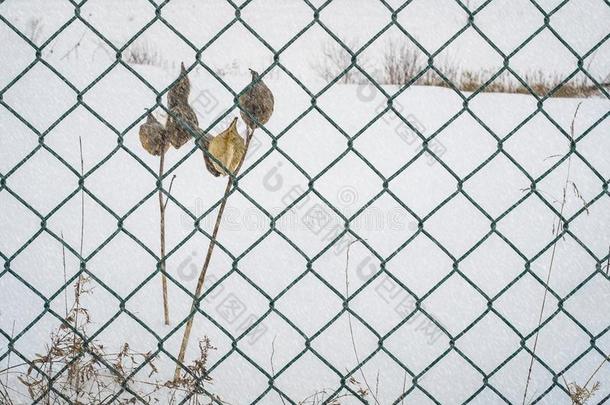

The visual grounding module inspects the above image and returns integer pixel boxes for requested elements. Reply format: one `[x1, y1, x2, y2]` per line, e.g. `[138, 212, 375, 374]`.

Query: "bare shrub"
[15, 275, 159, 404]
[381, 39, 423, 85]
[125, 42, 165, 66]
[312, 40, 370, 84]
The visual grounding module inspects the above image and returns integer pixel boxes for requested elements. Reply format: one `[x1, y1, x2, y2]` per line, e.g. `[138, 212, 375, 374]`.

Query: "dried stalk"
[159, 151, 170, 325]
[0, 322, 16, 404]
[522, 102, 583, 404]
[270, 335, 287, 405]
[174, 127, 255, 381]
[74, 137, 85, 395]
[343, 239, 379, 405]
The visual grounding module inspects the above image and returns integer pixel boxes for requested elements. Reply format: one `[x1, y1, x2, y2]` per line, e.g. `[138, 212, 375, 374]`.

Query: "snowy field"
[1, 0, 610, 404]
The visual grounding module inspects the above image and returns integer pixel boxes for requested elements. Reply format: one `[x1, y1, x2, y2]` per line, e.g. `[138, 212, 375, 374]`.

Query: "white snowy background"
[1, 0, 609, 403]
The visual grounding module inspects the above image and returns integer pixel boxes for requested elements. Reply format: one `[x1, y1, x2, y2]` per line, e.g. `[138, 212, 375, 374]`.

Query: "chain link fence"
[0, 0, 609, 403]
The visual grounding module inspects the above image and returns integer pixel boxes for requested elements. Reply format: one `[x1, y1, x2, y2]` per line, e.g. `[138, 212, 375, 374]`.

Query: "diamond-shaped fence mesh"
[0, 0, 609, 403]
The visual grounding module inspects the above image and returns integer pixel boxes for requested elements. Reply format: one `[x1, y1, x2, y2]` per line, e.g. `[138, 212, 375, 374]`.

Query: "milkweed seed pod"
[166, 102, 199, 148]
[139, 113, 169, 156]
[206, 117, 245, 176]
[238, 69, 274, 130]
[168, 62, 191, 109]
[195, 128, 221, 177]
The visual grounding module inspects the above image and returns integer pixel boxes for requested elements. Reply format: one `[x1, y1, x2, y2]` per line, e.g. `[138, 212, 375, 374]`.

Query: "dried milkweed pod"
[195, 128, 221, 177]
[168, 62, 191, 109]
[139, 113, 169, 156]
[206, 117, 245, 176]
[166, 103, 199, 148]
[238, 68, 274, 131]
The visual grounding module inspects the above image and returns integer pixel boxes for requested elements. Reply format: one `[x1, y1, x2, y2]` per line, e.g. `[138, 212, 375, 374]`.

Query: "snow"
[1, 0, 609, 403]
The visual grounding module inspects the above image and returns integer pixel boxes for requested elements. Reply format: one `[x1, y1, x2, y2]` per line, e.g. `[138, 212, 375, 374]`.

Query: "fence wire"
[0, 0, 609, 404]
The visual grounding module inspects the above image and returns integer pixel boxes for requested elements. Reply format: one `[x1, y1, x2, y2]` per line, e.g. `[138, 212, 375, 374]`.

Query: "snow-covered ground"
[1, 0, 609, 404]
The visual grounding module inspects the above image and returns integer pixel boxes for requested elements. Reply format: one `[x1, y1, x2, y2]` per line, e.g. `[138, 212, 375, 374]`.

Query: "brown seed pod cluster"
[139, 64, 275, 180]
[166, 62, 199, 148]
[138, 63, 198, 156]
[238, 69, 275, 131]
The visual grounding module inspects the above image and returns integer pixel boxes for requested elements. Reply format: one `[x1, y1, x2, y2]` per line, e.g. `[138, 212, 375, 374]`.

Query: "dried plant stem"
[400, 370, 407, 404]
[582, 356, 608, 390]
[73, 137, 85, 395]
[5, 322, 15, 386]
[0, 323, 16, 405]
[522, 102, 583, 404]
[174, 127, 255, 381]
[159, 151, 170, 325]
[344, 238, 380, 405]
[62, 231, 68, 317]
[270, 335, 287, 405]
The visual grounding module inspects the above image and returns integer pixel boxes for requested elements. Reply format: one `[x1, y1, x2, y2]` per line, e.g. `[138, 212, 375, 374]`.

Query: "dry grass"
[561, 353, 608, 405]
[315, 38, 606, 98]
[0, 273, 221, 405]
[393, 54, 601, 99]
[445, 69, 601, 98]
[296, 377, 369, 405]
[9, 274, 157, 404]
[565, 380, 601, 405]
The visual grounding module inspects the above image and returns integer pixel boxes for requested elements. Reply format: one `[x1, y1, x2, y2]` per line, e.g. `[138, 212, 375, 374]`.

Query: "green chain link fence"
[0, 0, 609, 403]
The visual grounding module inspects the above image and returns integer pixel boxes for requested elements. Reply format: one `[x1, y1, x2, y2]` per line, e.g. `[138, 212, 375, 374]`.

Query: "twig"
[270, 335, 286, 405]
[400, 370, 407, 404]
[61, 232, 68, 318]
[582, 356, 608, 390]
[60, 29, 87, 61]
[343, 238, 380, 405]
[0, 363, 29, 375]
[4, 321, 15, 390]
[79, 137, 84, 258]
[522, 102, 583, 404]
[374, 370, 380, 400]
[74, 136, 86, 396]
[159, 151, 170, 325]
[174, 126, 255, 381]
